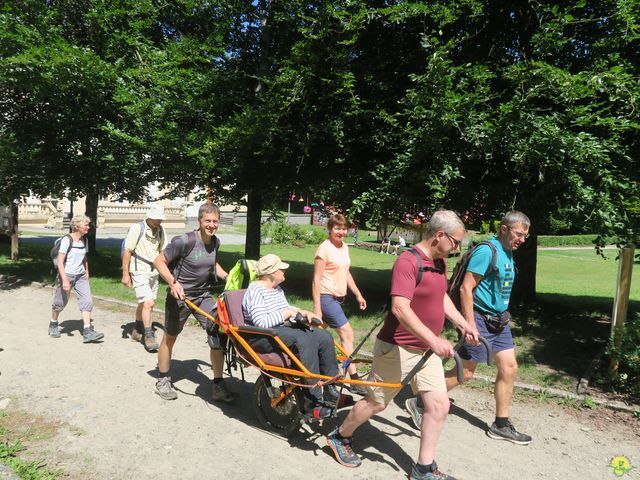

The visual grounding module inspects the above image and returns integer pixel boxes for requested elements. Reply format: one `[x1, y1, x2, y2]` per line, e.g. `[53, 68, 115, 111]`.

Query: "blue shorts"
[320, 294, 349, 328]
[458, 311, 514, 363]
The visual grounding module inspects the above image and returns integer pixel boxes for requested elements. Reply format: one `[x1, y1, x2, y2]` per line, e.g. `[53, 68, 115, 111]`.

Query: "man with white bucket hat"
[121, 204, 168, 351]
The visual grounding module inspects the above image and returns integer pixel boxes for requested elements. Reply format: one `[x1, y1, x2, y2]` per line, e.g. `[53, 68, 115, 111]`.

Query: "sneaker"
[155, 376, 178, 400]
[326, 428, 362, 468]
[144, 331, 159, 352]
[211, 380, 235, 403]
[405, 397, 423, 430]
[82, 327, 104, 343]
[48, 322, 61, 338]
[131, 329, 143, 343]
[408, 462, 457, 480]
[487, 421, 532, 445]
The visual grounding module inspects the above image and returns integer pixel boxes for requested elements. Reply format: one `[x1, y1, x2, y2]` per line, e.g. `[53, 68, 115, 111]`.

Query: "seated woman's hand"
[299, 310, 324, 327]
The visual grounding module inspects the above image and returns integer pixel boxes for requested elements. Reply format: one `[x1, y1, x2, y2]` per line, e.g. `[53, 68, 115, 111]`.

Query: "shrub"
[260, 220, 315, 246]
[537, 234, 599, 247]
[607, 312, 640, 399]
[479, 220, 500, 234]
[261, 220, 330, 247]
[306, 228, 328, 245]
[468, 233, 614, 248]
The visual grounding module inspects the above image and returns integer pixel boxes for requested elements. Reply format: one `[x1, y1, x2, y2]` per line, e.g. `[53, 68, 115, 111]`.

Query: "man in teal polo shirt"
[447, 210, 531, 444]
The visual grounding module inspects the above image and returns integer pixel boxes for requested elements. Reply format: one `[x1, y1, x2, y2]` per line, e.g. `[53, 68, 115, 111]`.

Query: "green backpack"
[224, 259, 257, 291]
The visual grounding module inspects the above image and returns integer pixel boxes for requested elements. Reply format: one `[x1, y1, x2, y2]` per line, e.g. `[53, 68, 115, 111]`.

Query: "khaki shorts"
[365, 339, 446, 406]
[131, 272, 159, 303]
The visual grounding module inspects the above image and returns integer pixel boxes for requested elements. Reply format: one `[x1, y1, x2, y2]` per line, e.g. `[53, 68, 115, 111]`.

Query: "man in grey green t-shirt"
[153, 203, 232, 402]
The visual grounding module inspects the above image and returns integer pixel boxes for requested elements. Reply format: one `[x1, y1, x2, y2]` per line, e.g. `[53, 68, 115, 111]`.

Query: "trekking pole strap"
[401, 350, 434, 386]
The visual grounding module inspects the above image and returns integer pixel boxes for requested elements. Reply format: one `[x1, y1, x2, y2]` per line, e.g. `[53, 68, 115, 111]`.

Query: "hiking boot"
[82, 327, 104, 343]
[144, 331, 159, 352]
[405, 397, 423, 430]
[326, 428, 361, 468]
[487, 421, 532, 445]
[48, 322, 61, 338]
[211, 380, 235, 403]
[324, 384, 340, 407]
[155, 376, 178, 400]
[131, 329, 143, 343]
[408, 462, 457, 480]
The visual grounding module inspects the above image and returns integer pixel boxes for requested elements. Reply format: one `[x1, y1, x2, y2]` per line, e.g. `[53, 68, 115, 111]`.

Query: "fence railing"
[6, 200, 186, 229]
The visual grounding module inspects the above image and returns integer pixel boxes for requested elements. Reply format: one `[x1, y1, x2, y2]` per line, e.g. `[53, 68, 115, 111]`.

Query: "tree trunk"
[9, 200, 19, 261]
[241, 0, 270, 262]
[68, 197, 74, 233]
[511, 233, 537, 305]
[84, 188, 99, 255]
[245, 191, 263, 260]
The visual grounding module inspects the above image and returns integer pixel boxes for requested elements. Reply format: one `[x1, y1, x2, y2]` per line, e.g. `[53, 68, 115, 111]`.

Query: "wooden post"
[609, 245, 635, 375]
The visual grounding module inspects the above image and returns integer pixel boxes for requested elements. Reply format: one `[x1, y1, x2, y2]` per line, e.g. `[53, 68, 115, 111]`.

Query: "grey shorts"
[52, 273, 93, 313]
[164, 292, 225, 348]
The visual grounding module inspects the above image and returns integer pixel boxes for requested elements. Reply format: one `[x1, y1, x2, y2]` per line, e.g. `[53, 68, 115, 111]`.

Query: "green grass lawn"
[1, 238, 638, 394]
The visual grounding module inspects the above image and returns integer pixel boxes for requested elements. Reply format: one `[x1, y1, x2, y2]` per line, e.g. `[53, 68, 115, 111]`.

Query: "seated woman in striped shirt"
[242, 254, 340, 416]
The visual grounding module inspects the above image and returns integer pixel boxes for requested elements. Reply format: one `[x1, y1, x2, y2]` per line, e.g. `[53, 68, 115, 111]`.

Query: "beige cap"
[146, 205, 166, 221]
[254, 254, 289, 276]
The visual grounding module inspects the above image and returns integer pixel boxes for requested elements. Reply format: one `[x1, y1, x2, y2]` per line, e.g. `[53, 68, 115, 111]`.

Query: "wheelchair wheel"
[253, 375, 302, 437]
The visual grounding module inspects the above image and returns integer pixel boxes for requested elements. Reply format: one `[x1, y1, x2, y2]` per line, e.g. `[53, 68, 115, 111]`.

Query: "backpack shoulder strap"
[128, 221, 146, 254]
[158, 225, 166, 251]
[136, 220, 145, 244]
[63, 234, 74, 253]
[173, 230, 199, 280]
[409, 248, 424, 286]
[240, 259, 250, 289]
[409, 247, 445, 287]
[185, 230, 198, 256]
[476, 241, 498, 278]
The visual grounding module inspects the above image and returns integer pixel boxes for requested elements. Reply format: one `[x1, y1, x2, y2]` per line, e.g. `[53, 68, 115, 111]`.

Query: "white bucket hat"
[146, 205, 166, 221]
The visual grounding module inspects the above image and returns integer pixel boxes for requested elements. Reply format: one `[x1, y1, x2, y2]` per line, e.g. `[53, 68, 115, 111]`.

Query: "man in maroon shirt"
[326, 210, 479, 480]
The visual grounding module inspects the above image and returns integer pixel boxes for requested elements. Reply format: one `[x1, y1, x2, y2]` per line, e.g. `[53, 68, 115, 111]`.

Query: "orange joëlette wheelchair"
[185, 289, 488, 437]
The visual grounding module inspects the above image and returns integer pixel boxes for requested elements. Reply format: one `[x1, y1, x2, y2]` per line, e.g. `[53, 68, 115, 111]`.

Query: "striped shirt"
[242, 282, 291, 328]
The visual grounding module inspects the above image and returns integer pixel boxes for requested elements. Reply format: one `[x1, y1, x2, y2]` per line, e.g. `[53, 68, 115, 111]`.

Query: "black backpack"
[447, 241, 498, 309]
[50, 234, 84, 276]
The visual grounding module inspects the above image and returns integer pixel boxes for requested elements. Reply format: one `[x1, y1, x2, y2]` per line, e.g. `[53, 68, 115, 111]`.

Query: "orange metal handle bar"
[183, 296, 402, 389]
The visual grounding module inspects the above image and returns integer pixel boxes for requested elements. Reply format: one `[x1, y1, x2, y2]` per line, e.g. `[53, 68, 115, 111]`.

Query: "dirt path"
[0, 284, 638, 480]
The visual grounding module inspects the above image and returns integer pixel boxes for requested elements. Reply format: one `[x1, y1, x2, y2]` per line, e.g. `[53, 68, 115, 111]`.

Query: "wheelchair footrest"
[300, 406, 336, 424]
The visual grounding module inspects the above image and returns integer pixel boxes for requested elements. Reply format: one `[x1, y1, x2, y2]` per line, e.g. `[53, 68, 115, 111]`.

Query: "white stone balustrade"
[6, 200, 186, 229]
